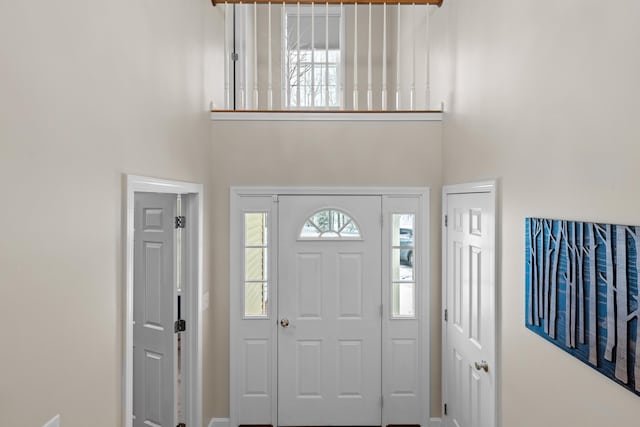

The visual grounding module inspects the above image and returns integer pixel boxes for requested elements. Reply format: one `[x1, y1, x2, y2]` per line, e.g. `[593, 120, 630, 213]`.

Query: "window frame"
[281, 4, 345, 110]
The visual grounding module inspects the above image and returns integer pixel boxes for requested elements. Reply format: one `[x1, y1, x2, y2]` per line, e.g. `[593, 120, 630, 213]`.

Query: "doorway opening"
[124, 175, 203, 427]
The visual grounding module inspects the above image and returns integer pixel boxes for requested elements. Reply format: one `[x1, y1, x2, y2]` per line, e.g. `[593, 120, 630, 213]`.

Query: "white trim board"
[208, 418, 231, 427]
[42, 415, 60, 427]
[123, 175, 204, 427]
[210, 111, 443, 121]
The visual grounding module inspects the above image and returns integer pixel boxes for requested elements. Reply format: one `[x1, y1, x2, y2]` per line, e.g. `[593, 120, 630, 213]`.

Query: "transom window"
[300, 209, 361, 239]
[284, 5, 343, 109]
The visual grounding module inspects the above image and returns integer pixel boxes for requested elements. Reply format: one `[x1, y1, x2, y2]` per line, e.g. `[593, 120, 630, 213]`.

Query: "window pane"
[245, 282, 267, 316]
[392, 248, 414, 281]
[245, 248, 267, 281]
[392, 282, 415, 317]
[392, 214, 415, 247]
[245, 213, 267, 246]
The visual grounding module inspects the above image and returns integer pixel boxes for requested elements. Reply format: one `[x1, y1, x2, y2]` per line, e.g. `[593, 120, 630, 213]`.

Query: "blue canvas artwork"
[525, 218, 640, 396]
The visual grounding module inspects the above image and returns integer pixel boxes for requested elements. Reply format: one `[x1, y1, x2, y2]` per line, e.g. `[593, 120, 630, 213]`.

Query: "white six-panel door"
[278, 195, 382, 426]
[443, 188, 496, 427]
[133, 193, 176, 427]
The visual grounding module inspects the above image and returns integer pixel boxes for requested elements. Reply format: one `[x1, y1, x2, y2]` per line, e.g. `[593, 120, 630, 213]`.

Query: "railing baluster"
[353, 3, 358, 110]
[339, 2, 345, 109]
[311, 2, 315, 108]
[367, 2, 372, 110]
[395, 2, 401, 110]
[325, 2, 329, 109]
[224, 2, 230, 109]
[381, 2, 387, 110]
[253, 2, 259, 109]
[268, 1, 273, 109]
[425, 4, 430, 109]
[296, 1, 301, 108]
[410, 2, 415, 110]
[239, 1, 246, 109]
[282, 1, 288, 108]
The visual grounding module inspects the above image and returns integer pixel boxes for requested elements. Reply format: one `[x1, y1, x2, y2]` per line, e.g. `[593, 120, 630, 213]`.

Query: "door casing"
[124, 174, 204, 427]
[441, 180, 499, 427]
[230, 186, 431, 427]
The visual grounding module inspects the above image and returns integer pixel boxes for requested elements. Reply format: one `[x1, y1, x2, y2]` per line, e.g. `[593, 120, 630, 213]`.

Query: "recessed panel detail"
[297, 253, 322, 318]
[245, 340, 269, 396]
[296, 340, 322, 397]
[454, 208, 464, 232]
[470, 246, 482, 347]
[390, 339, 417, 395]
[144, 350, 163, 426]
[144, 242, 163, 329]
[470, 209, 482, 236]
[338, 253, 363, 318]
[453, 241, 463, 329]
[337, 340, 363, 397]
[143, 208, 163, 231]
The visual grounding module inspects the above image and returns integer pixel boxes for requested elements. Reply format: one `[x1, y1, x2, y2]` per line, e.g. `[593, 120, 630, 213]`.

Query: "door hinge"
[444, 214, 448, 227]
[444, 308, 448, 322]
[231, 52, 239, 61]
[175, 216, 186, 229]
[444, 403, 448, 416]
[174, 319, 186, 333]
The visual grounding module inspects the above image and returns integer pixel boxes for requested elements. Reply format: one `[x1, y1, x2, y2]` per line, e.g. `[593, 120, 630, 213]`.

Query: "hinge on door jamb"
[444, 403, 448, 416]
[444, 308, 448, 322]
[175, 216, 186, 229]
[174, 319, 186, 333]
[444, 214, 448, 227]
[231, 52, 239, 61]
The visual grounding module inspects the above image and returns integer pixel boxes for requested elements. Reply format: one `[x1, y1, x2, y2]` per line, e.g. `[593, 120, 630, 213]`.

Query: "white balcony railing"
[211, 1, 441, 112]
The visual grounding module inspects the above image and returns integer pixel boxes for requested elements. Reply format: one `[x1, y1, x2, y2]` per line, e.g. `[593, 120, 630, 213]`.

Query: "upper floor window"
[283, 5, 343, 109]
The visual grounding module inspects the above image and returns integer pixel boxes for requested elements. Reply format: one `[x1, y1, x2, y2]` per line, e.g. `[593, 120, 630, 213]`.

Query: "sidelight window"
[244, 212, 269, 317]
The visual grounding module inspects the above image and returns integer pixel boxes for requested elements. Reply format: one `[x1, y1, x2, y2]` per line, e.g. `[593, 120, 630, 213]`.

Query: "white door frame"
[441, 180, 499, 427]
[124, 174, 204, 427]
[230, 186, 431, 427]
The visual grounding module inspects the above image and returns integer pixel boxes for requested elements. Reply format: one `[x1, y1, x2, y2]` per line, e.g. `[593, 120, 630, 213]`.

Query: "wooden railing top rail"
[212, 0, 443, 6]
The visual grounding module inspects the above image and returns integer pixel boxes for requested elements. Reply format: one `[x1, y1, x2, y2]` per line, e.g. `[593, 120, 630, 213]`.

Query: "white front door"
[278, 195, 382, 426]
[443, 186, 496, 427]
[133, 193, 177, 427]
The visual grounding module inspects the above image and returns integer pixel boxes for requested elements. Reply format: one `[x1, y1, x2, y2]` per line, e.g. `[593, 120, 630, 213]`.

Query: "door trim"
[441, 180, 499, 427]
[124, 174, 204, 427]
[230, 186, 431, 427]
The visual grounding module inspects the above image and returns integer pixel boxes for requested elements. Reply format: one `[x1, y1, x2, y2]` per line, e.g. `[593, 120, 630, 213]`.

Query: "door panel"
[444, 191, 495, 427]
[133, 193, 176, 427]
[278, 196, 382, 426]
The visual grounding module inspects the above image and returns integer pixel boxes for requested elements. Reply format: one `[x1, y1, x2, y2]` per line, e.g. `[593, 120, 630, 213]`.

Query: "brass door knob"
[280, 318, 290, 328]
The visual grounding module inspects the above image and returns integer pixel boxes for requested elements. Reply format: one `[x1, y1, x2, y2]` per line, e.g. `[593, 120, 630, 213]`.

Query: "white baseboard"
[208, 417, 230, 427]
[430, 417, 442, 427]
[42, 415, 60, 427]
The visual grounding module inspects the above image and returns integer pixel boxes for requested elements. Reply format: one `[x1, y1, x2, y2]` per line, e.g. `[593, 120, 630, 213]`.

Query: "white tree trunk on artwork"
[577, 223, 585, 344]
[587, 223, 598, 366]
[563, 221, 575, 348]
[596, 224, 616, 362]
[549, 223, 562, 339]
[527, 220, 534, 325]
[615, 225, 628, 383]
[544, 220, 553, 335]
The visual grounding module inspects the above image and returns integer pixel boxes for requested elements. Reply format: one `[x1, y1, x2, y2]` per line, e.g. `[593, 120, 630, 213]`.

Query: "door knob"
[474, 360, 489, 373]
[280, 318, 290, 328]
